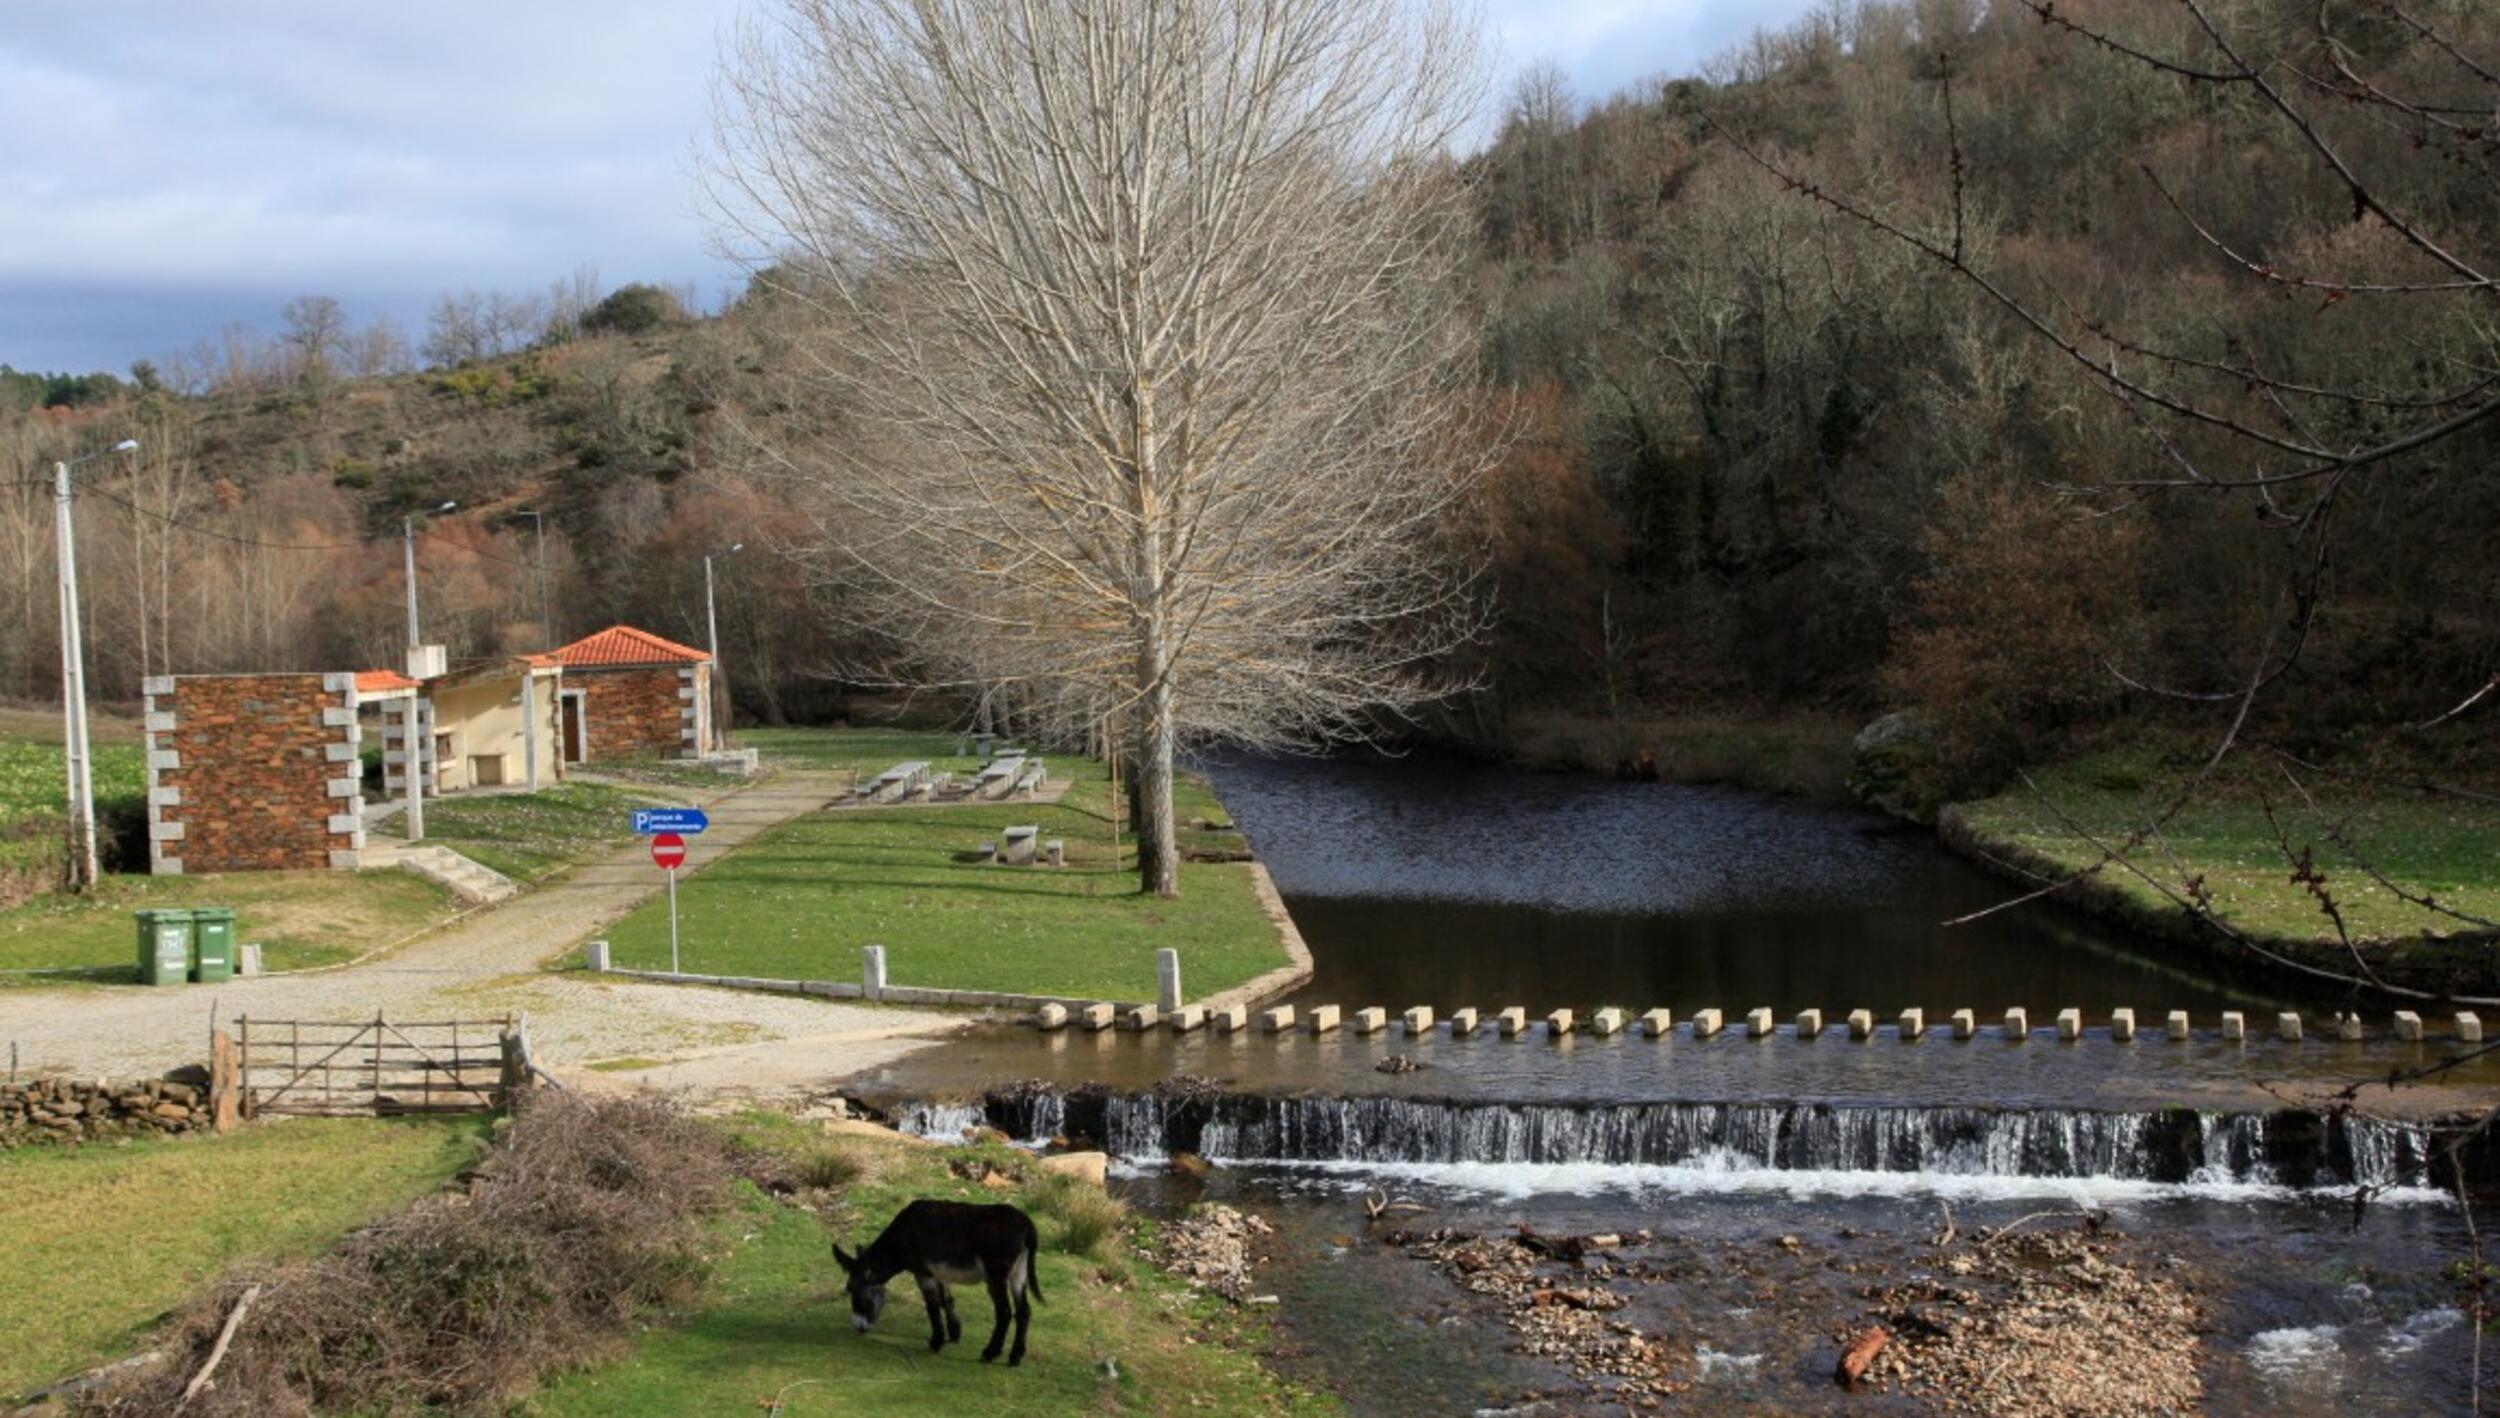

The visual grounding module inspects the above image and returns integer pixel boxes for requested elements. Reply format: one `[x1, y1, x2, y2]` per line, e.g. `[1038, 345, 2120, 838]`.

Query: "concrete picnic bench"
[862, 760, 931, 803]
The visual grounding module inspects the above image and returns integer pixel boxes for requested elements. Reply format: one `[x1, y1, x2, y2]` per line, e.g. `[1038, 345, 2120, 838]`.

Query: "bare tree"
[712, 0, 1494, 894]
[280, 295, 348, 383]
[424, 289, 491, 368]
[352, 315, 415, 378]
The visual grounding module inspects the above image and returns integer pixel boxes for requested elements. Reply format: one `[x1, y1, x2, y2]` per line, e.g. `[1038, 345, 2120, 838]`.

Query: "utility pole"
[54, 439, 139, 891]
[703, 543, 742, 753]
[401, 500, 458, 652]
[514, 510, 552, 649]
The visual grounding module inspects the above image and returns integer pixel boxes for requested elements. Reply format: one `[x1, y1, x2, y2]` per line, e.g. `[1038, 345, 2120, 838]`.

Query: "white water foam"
[2247, 1324, 2344, 1381]
[2379, 1307, 2465, 1359]
[1221, 1154, 2455, 1207]
[1693, 1345, 1764, 1383]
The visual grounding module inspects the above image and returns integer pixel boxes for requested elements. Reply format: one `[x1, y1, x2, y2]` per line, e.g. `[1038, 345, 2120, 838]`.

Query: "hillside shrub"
[579, 284, 687, 337]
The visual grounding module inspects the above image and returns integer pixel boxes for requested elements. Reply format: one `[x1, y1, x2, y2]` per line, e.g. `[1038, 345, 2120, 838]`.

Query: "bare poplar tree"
[710, 0, 1495, 895]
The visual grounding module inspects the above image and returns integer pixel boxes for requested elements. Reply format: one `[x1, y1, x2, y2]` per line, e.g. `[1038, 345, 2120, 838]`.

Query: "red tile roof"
[355, 669, 419, 692]
[551, 625, 711, 668]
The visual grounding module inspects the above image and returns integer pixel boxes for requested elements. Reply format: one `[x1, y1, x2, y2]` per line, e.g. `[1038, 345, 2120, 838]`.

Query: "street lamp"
[402, 500, 458, 650]
[704, 543, 743, 753]
[55, 438, 140, 889]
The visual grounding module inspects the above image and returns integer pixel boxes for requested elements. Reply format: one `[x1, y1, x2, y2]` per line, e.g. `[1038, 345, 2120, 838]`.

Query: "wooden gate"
[231, 1014, 527, 1119]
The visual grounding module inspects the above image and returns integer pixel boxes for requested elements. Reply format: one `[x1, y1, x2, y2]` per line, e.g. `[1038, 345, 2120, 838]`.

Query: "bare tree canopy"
[710, 0, 1496, 894]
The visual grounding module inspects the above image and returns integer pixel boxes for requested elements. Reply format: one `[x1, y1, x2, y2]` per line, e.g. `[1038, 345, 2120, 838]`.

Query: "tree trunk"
[1133, 651, 1180, 899]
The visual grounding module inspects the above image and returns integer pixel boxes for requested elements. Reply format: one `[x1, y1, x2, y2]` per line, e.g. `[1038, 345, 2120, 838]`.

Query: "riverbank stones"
[1124, 1005, 1160, 1032]
[2277, 1012, 2303, 1041]
[1847, 1009, 1874, 1041]
[1034, 1003, 1069, 1031]
[2460, 1012, 2484, 1043]
[1639, 1009, 1673, 1038]
[2222, 1011, 2245, 1041]
[2056, 1009, 2083, 1041]
[1746, 1007, 1775, 1038]
[1951, 1009, 1976, 1041]
[2394, 1011, 2423, 1042]
[1899, 1007, 1925, 1041]
[1306, 1005, 1342, 1035]
[1080, 1003, 1117, 1031]
[1260, 1005, 1296, 1034]
[2004, 1007, 2029, 1040]
[2110, 1008, 2135, 1042]
[1692, 1008, 1724, 1039]
[1497, 1007, 1527, 1038]
[1795, 1008, 1823, 1039]
[1591, 1007, 1625, 1037]
[1351, 1007, 1388, 1036]
[1212, 1004, 1248, 1033]
[1449, 1007, 1480, 1037]
[1168, 1005, 1206, 1034]
[1545, 1008, 1576, 1039]
[2165, 1010, 2190, 1041]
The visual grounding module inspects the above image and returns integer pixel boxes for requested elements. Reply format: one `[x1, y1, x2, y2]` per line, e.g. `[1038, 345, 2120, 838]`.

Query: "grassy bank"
[0, 1116, 486, 1397]
[1504, 706, 1857, 802]
[532, 1117, 1331, 1417]
[600, 730, 1283, 1002]
[408, 779, 692, 882]
[1950, 745, 2500, 985]
[0, 866, 457, 982]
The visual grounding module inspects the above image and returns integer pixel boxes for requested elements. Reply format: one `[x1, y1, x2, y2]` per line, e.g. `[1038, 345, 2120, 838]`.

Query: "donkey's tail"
[1024, 1223, 1046, 1305]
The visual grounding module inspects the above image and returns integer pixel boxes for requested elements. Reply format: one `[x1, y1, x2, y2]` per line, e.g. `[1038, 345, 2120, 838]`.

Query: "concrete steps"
[371, 843, 518, 906]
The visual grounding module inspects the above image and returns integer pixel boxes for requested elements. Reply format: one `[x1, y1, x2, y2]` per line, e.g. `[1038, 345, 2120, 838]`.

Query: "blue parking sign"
[632, 808, 710, 835]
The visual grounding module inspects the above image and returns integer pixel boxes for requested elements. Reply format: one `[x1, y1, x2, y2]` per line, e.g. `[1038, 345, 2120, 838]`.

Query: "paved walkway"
[0, 771, 962, 1093]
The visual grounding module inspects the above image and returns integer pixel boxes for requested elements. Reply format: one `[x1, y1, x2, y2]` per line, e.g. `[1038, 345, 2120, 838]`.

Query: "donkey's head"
[831, 1242, 888, 1332]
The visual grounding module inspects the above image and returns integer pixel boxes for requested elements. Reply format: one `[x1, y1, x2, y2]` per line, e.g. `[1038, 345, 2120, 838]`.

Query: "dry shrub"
[1026, 1171, 1127, 1258]
[85, 1092, 734, 1417]
[796, 1146, 864, 1192]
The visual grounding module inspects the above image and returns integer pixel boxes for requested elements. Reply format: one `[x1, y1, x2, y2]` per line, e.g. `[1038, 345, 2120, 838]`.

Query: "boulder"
[1849, 709, 1943, 822]
[1040, 1150, 1108, 1186]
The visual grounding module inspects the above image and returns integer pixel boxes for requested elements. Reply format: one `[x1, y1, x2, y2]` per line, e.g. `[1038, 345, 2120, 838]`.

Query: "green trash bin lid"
[191, 907, 237, 925]
[135, 907, 197, 924]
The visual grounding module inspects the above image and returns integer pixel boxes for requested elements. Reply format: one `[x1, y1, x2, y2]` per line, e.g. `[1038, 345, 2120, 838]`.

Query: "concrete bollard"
[2222, 1011, 2246, 1042]
[1545, 1008, 1576, 1039]
[1169, 1005, 1206, 1034]
[1403, 1006, 1435, 1036]
[1796, 1008, 1824, 1039]
[1590, 1007, 1625, 1037]
[1260, 1005, 1297, 1034]
[239, 942, 264, 976]
[862, 944, 888, 1003]
[1080, 1003, 1117, 1031]
[582, 939, 610, 973]
[1035, 1003, 1069, 1031]
[1497, 1007, 1528, 1038]
[1693, 1008, 1724, 1039]
[1450, 1007, 1480, 1037]
[1847, 1009, 1874, 1041]
[2394, 1011, 2423, 1042]
[2337, 1012, 2364, 1042]
[2278, 1012, 2303, 1042]
[2459, 1012, 2485, 1043]
[1746, 1007, 1775, 1038]
[1899, 1007, 1925, 1041]
[1352, 1007, 1388, 1036]
[2005, 1007, 2030, 1040]
[1306, 1005, 1342, 1035]
[2166, 1010, 2190, 1041]
[2110, 1008, 2136, 1043]
[2056, 1008, 2083, 1041]
[1639, 1008, 1674, 1038]
[1156, 948, 1183, 1014]
[1951, 1008, 1976, 1041]
[1211, 1004, 1247, 1033]
[1124, 1005, 1160, 1032]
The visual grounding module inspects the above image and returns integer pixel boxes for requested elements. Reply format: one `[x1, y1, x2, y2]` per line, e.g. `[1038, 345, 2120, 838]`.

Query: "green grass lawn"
[742, 724, 991, 779]
[0, 737, 147, 882]
[600, 730, 1281, 1001]
[0, 867, 457, 982]
[1956, 745, 2500, 945]
[0, 1116, 486, 1396]
[530, 1116, 1332, 1417]
[410, 780, 691, 882]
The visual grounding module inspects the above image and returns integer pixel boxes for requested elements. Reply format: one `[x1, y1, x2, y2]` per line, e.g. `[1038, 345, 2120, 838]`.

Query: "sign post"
[648, 829, 690, 973]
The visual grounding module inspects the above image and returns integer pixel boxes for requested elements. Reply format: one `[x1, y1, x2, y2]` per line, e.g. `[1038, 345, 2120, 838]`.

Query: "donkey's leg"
[916, 1275, 948, 1352]
[941, 1283, 963, 1342]
[979, 1269, 1013, 1362]
[1008, 1257, 1033, 1367]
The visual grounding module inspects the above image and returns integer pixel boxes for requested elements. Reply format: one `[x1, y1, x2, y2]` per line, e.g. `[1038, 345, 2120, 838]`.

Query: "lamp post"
[401, 500, 458, 652]
[704, 543, 742, 753]
[55, 438, 139, 890]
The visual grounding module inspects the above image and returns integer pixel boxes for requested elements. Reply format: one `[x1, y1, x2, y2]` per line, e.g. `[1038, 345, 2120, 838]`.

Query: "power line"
[77, 479, 370, 552]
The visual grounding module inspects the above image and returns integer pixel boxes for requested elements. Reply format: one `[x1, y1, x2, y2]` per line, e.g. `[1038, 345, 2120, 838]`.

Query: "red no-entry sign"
[650, 832, 686, 870]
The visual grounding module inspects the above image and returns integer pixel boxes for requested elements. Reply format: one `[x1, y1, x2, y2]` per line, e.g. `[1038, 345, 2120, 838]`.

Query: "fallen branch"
[178, 1282, 262, 1408]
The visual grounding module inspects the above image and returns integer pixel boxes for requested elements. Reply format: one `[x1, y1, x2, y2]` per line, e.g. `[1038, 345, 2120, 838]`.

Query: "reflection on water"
[1207, 752, 2336, 1017]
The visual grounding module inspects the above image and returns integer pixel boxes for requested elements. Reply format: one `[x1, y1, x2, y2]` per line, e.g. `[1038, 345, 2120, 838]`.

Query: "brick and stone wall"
[144, 673, 364, 874]
[575, 664, 703, 760]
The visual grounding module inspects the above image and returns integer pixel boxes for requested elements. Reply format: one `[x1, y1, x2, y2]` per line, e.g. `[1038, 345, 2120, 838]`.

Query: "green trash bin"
[135, 909, 195, 987]
[191, 908, 237, 983]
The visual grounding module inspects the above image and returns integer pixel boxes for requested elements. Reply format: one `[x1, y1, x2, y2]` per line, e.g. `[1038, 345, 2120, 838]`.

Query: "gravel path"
[0, 771, 961, 1092]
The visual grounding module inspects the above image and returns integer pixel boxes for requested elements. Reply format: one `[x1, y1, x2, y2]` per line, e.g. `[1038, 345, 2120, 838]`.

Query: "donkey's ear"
[832, 1243, 857, 1273]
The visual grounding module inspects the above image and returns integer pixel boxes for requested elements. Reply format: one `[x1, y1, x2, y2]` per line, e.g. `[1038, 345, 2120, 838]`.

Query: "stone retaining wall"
[1, 1072, 210, 1145]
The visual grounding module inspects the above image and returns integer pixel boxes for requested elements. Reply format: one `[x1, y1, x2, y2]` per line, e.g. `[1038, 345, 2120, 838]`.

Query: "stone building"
[549, 625, 714, 764]
[141, 672, 369, 875]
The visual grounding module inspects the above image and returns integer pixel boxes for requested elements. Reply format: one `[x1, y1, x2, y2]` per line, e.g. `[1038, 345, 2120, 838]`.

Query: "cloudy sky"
[1, 1, 1821, 374]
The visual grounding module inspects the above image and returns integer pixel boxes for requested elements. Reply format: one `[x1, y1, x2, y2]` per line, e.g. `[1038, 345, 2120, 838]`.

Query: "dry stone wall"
[144, 673, 364, 874]
[576, 664, 702, 760]
[1, 1071, 210, 1144]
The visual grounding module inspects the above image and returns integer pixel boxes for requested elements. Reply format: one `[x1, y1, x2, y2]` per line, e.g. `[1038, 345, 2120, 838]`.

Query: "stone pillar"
[2222, 1010, 2246, 1041]
[2277, 1012, 2303, 1042]
[1847, 1009, 1874, 1041]
[2336, 1012, 2364, 1042]
[1306, 1004, 1341, 1035]
[1260, 1005, 1297, 1034]
[1080, 1003, 1117, 1031]
[1155, 948, 1183, 1013]
[1169, 1005, 1206, 1033]
[237, 944, 263, 977]
[583, 939, 611, 972]
[1639, 1008, 1673, 1038]
[1950, 1008, 1976, 1041]
[1899, 1007, 1925, 1041]
[1795, 1008, 1823, 1039]
[2165, 1010, 2190, 1041]
[1545, 1008, 1575, 1039]
[1590, 1007, 1624, 1037]
[1403, 1006, 1435, 1035]
[1745, 1007, 1774, 1038]
[2056, 1008, 2083, 1041]
[1497, 1006, 1527, 1038]
[2110, 1008, 2136, 1042]
[2394, 1011, 2423, 1042]
[2458, 1012, 2484, 1043]
[2005, 1007, 2030, 1040]
[1351, 1007, 1387, 1035]
[862, 944, 887, 1003]
[1035, 1003, 1069, 1030]
[1449, 1007, 1480, 1037]
[1211, 1004, 1248, 1033]
[1124, 1005, 1160, 1032]
[1692, 1008, 1724, 1039]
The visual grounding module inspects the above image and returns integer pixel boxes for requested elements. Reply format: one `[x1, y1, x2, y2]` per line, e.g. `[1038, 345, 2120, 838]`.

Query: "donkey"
[833, 1199, 1044, 1365]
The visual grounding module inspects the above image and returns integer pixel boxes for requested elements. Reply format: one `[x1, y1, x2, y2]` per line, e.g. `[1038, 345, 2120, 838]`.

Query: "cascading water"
[902, 1084, 2461, 1199]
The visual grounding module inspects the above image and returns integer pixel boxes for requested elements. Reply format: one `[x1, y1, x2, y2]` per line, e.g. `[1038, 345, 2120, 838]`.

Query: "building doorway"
[560, 690, 588, 765]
